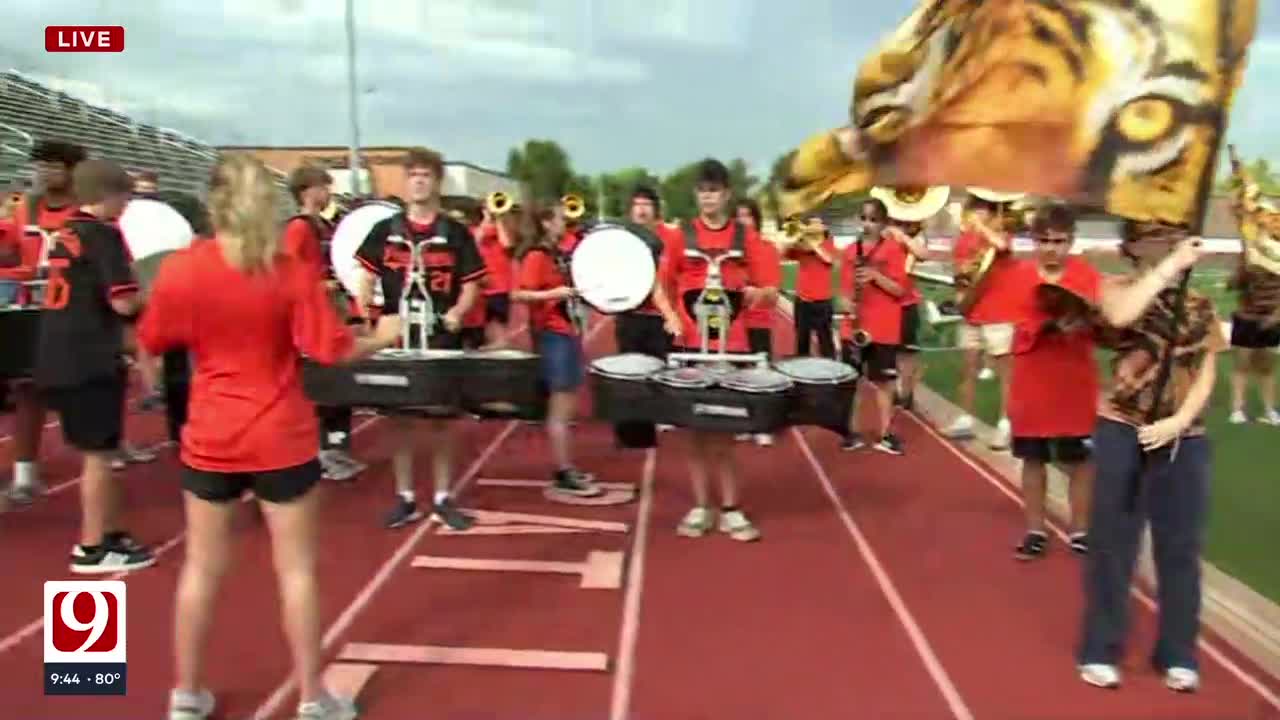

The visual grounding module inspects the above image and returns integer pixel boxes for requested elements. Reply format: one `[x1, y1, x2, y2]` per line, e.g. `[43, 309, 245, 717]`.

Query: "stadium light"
[345, 0, 363, 196]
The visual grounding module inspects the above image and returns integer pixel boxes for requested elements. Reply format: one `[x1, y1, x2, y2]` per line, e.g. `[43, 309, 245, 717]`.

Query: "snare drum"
[653, 365, 791, 434]
[589, 353, 666, 423]
[461, 348, 546, 420]
[773, 357, 858, 434]
[301, 348, 465, 414]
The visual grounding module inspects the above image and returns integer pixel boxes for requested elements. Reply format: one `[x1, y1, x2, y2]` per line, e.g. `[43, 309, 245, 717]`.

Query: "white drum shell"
[119, 198, 194, 261]
[570, 225, 656, 314]
[331, 202, 398, 306]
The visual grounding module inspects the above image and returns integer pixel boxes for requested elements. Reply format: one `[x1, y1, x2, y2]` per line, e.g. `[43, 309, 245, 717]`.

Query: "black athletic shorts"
[1011, 436, 1091, 464]
[843, 341, 898, 383]
[182, 458, 321, 504]
[1230, 314, 1280, 350]
[747, 328, 772, 356]
[485, 293, 511, 324]
[41, 374, 126, 452]
[900, 304, 921, 353]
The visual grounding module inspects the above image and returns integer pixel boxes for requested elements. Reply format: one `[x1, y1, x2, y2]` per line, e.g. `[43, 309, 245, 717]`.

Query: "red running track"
[1, 310, 1278, 719]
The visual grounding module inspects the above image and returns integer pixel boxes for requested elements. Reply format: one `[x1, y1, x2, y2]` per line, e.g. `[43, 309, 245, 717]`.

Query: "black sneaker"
[383, 497, 424, 529]
[432, 496, 474, 531]
[841, 435, 867, 451]
[70, 542, 156, 575]
[551, 469, 602, 497]
[1014, 531, 1049, 561]
[103, 531, 143, 553]
[1069, 532, 1088, 555]
[874, 434, 904, 455]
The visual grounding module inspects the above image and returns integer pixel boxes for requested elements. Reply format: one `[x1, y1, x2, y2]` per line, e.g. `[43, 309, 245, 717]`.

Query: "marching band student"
[355, 148, 483, 530]
[786, 214, 838, 360]
[283, 163, 368, 482]
[512, 203, 604, 497]
[944, 194, 1020, 449]
[3, 140, 85, 506]
[663, 159, 779, 541]
[1225, 249, 1280, 424]
[890, 219, 928, 410]
[459, 206, 489, 350]
[140, 153, 393, 720]
[1005, 205, 1098, 559]
[839, 198, 908, 455]
[610, 186, 682, 449]
[33, 158, 156, 573]
[474, 202, 519, 348]
[735, 198, 782, 446]
[1077, 222, 1216, 693]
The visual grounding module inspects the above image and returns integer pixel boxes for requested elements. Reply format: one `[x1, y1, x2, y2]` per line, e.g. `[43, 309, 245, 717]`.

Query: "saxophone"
[1228, 145, 1280, 328]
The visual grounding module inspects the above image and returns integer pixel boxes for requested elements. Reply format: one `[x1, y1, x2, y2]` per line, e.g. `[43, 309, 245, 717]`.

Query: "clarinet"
[849, 227, 872, 348]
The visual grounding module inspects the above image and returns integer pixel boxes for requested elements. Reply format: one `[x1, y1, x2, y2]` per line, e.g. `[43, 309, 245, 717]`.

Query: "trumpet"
[486, 191, 515, 216]
[562, 193, 585, 220]
[778, 217, 824, 250]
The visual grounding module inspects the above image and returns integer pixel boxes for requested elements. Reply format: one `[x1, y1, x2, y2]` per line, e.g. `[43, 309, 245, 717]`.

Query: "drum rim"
[773, 357, 856, 383]
[653, 366, 715, 388]
[720, 368, 794, 393]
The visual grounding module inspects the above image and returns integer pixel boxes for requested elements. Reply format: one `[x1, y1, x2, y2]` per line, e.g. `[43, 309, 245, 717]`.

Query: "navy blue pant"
[1077, 418, 1211, 672]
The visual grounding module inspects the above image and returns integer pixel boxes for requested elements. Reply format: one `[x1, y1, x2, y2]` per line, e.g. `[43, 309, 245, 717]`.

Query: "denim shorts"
[537, 330, 584, 393]
[0, 281, 19, 306]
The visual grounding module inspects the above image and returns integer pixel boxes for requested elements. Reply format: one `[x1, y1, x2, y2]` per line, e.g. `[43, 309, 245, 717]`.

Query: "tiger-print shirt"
[1234, 265, 1280, 327]
[1094, 278, 1226, 435]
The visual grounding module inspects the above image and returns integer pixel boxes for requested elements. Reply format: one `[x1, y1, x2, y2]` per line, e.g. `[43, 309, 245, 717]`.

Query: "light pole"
[345, 0, 363, 196]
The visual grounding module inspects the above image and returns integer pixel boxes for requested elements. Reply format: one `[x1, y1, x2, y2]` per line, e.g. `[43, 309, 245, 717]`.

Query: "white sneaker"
[978, 367, 995, 381]
[1078, 663, 1121, 688]
[735, 433, 751, 442]
[944, 415, 975, 439]
[296, 692, 357, 720]
[989, 417, 1011, 450]
[1165, 667, 1199, 692]
[754, 433, 774, 447]
[1260, 408, 1280, 426]
[1229, 410, 1247, 424]
[168, 687, 215, 719]
[718, 509, 761, 542]
[677, 506, 714, 537]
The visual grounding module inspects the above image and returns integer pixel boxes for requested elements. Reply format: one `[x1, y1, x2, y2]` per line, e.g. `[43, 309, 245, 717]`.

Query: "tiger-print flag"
[775, 0, 1258, 227]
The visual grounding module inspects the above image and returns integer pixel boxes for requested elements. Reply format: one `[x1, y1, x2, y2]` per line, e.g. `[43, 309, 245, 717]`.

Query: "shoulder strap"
[288, 213, 329, 241]
[682, 221, 698, 251]
[23, 193, 39, 229]
[390, 212, 409, 239]
[732, 221, 745, 253]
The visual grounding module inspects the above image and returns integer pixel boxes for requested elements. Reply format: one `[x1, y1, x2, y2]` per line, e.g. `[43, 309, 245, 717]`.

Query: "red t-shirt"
[137, 238, 355, 472]
[840, 234, 908, 345]
[898, 233, 923, 307]
[475, 223, 514, 296]
[1007, 257, 1102, 438]
[743, 236, 782, 328]
[787, 235, 836, 302]
[952, 230, 1020, 324]
[281, 216, 326, 276]
[518, 247, 577, 336]
[632, 223, 681, 316]
[660, 218, 779, 351]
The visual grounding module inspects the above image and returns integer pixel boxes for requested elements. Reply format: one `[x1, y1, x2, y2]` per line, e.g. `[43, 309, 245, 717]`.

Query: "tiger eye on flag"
[776, 0, 1259, 227]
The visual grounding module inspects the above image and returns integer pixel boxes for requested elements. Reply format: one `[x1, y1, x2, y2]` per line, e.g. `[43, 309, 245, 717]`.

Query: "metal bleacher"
[0, 69, 292, 217]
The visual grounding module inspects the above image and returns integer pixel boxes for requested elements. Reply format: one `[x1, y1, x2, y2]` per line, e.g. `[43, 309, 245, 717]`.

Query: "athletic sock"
[433, 490, 449, 505]
[398, 490, 415, 504]
[13, 461, 36, 488]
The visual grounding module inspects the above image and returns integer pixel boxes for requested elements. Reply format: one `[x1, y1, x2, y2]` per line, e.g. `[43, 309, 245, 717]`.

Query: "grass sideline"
[781, 256, 1280, 604]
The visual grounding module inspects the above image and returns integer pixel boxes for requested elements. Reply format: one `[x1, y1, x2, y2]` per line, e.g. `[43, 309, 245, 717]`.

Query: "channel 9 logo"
[44, 581, 128, 695]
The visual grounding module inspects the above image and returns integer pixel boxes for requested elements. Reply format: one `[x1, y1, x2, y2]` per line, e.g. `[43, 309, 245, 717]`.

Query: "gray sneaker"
[297, 693, 358, 720]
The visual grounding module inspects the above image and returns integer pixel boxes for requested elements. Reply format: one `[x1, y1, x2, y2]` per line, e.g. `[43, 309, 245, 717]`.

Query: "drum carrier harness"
[388, 214, 448, 352]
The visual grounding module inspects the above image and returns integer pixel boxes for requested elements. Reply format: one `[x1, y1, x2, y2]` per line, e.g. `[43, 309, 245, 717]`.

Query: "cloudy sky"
[3, 0, 1278, 179]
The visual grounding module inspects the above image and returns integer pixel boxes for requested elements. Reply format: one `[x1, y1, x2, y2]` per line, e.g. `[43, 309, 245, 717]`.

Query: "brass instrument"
[777, 217, 825, 251]
[951, 187, 1023, 314]
[486, 190, 515, 216]
[562, 193, 585, 220]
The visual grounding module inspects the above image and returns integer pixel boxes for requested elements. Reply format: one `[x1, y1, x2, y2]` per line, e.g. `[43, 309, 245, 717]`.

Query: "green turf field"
[782, 257, 1280, 603]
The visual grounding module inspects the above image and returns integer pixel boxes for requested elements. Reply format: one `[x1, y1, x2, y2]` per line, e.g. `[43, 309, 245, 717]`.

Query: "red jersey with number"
[839, 235, 908, 344]
[660, 218, 779, 351]
[138, 238, 354, 472]
[1007, 257, 1102, 438]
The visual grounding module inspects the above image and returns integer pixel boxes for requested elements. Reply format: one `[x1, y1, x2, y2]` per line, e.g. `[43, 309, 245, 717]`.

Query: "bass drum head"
[720, 367, 793, 393]
[119, 198, 194, 262]
[570, 225, 656, 314]
[590, 353, 665, 378]
[774, 357, 856, 384]
[331, 202, 399, 305]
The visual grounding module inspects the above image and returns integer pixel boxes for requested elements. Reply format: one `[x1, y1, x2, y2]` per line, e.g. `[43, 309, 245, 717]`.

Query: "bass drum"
[330, 201, 400, 307]
[570, 223, 657, 314]
[118, 198, 195, 294]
